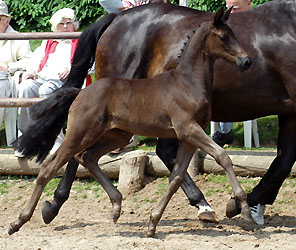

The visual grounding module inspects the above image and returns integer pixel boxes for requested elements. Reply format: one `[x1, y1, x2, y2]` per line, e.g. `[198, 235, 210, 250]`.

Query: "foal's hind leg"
[9, 146, 76, 235]
[75, 130, 132, 223]
[148, 141, 196, 237]
[156, 138, 218, 223]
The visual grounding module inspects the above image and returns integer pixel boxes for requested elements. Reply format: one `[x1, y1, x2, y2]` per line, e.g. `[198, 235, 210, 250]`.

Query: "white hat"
[49, 8, 79, 31]
[0, 0, 10, 17]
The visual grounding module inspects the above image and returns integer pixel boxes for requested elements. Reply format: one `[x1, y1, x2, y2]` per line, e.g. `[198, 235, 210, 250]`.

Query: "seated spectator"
[0, 0, 32, 147]
[16, 8, 79, 157]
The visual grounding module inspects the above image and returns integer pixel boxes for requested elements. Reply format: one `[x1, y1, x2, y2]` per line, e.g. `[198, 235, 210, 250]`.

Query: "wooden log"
[0, 149, 121, 179]
[118, 151, 148, 196]
[1, 149, 296, 178]
[0, 98, 44, 107]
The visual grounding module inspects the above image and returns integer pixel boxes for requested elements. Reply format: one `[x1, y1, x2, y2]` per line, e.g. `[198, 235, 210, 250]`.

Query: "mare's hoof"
[226, 198, 241, 218]
[42, 201, 58, 224]
[198, 211, 219, 224]
[8, 224, 18, 235]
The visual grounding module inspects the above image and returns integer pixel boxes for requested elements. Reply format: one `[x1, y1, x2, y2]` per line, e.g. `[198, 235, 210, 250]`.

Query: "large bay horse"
[10, 8, 252, 236]
[15, 0, 296, 224]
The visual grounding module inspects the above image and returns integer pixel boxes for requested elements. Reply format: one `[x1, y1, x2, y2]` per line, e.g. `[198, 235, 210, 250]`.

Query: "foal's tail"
[14, 14, 117, 163]
[14, 88, 81, 163]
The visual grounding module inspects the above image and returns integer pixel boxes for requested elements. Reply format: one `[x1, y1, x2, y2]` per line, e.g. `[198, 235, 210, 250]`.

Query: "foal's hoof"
[8, 224, 19, 235]
[42, 201, 58, 224]
[198, 211, 219, 224]
[111, 213, 120, 224]
[241, 210, 253, 222]
[226, 198, 241, 218]
[146, 228, 156, 238]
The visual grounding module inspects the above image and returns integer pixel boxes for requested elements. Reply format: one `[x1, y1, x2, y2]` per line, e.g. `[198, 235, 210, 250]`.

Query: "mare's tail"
[14, 88, 81, 163]
[14, 14, 116, 163]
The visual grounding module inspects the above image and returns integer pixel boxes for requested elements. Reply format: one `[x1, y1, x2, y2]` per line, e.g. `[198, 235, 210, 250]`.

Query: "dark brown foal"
[9, 7, 252, 237]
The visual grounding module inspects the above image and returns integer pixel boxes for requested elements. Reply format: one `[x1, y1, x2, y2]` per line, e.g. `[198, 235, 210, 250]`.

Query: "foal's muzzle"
[236, 56, 252, 71]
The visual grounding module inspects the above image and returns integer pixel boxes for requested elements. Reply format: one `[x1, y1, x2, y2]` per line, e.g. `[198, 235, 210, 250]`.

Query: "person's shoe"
[212, 130, 234, 147]
[250, 203, 265, 225]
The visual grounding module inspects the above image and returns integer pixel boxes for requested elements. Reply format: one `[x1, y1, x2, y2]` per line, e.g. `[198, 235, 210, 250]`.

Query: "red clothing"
[38, 39, 92, 86]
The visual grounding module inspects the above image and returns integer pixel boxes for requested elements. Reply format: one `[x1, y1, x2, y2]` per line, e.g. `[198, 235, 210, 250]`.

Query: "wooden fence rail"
[0, 98, 44, 107]
[0, 32, 81, 40]
[0, 32, 83, 108]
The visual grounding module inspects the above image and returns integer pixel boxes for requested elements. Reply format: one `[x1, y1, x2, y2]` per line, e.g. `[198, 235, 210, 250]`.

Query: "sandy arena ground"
[1, 174, 296, 250]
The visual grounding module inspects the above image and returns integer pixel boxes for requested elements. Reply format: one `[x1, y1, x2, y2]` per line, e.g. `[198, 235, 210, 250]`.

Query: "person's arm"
[7, 40, 32, 75]
[22, 40, 46, 79]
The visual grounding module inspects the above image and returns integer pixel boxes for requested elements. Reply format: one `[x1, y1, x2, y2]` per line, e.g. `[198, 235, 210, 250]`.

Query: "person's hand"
[118, 6, 133, 11]
[58, 68, 70, 82]
[0, 66, 8, 72]
[23, 72, 36, 80]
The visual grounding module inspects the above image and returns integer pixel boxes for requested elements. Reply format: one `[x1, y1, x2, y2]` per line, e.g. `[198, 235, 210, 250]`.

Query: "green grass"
[136, 115, 278, 150]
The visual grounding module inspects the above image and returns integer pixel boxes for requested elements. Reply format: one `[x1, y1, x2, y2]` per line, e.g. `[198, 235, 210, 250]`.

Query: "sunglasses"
[57, 21, 74, 27]
[0, 16, 9, 22]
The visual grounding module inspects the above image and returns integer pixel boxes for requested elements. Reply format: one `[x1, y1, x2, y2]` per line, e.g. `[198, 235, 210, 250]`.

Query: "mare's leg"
[148, 141, 196, 237]
[248, 115, 296, 205]
[156, 138, 218, 223]
[227, 115, 296, 216]
[42, 159, 79, 224]
[75, 130, 132, 223]
[9, 143, 78, 235]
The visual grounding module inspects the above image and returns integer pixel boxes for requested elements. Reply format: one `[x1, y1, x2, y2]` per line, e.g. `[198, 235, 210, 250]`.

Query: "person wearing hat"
[16, 8, 79, 156]
[0, 0, 32, 147]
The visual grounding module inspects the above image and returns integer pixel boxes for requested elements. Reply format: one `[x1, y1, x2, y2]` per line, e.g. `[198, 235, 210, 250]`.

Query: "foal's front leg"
[185, 122, 251, 221]
[156, 138, 218, 223]
[147, 141, 196, 237]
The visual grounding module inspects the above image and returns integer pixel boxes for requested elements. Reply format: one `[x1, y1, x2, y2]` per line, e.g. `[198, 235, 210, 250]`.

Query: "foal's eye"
[220, 34, 228, 42]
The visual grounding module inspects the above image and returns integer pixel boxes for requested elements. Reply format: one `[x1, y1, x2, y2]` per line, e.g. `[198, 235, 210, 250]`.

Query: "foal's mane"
[177, 19, 210, 60]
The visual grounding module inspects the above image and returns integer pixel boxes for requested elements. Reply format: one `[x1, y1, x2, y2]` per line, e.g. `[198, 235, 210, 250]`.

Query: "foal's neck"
[177, 22, 214, 82]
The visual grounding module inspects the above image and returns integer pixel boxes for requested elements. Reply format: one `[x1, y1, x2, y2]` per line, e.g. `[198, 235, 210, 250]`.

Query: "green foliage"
[187, 0, 271, 12]
[6, 0, 106, 32]
[5, 0, 273, 32]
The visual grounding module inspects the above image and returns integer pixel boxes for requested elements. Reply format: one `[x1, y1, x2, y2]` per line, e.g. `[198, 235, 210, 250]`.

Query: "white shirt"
[0, 25, 32, 74]
[28, 39, 72, 80]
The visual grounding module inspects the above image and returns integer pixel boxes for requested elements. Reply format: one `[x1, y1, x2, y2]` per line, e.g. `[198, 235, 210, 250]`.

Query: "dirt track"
[1, 175, 296, 249]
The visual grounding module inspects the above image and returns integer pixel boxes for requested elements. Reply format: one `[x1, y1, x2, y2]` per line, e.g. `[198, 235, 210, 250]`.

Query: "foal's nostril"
[236, 56, 252, 71]
[242, 56, 252, 69]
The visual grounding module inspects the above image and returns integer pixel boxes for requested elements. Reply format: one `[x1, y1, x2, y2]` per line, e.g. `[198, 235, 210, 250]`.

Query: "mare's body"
[16, 0, 296, 223]
[10, 9, 251, 236]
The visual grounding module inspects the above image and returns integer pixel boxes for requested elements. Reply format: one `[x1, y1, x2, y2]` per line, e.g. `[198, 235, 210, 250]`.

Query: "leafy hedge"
[173, 0, 271, 12]
[6, 0, 106, 31]
[6, 0, 271, 32]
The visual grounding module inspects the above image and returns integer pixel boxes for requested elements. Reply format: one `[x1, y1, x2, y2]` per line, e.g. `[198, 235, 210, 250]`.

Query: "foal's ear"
[213, 7, 232, 25]
[213, 7, 224, 26]
[222, 6, 233, 22]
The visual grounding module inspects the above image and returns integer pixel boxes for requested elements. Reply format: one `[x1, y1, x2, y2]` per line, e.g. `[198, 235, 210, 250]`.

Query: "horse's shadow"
[54, 222, 96, 231]
[52, 214, 296, 239]
[112, 214, 296, 239]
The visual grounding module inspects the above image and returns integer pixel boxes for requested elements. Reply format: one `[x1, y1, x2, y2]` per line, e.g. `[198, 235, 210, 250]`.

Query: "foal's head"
[204, 7, 252, 71]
